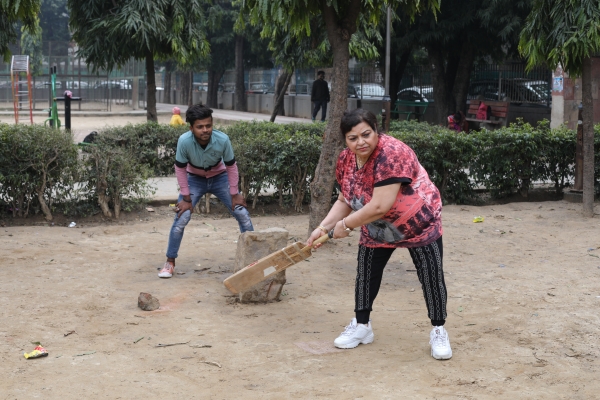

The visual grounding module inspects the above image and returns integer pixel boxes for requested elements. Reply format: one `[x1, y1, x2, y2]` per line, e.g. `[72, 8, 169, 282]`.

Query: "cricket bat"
[223, 230, 333, 294]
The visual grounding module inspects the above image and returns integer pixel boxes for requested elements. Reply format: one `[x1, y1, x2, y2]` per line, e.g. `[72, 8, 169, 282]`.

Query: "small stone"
[138, 292, 160, 311]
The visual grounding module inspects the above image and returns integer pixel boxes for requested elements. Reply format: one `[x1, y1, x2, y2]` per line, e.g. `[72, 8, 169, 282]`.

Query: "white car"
[397, 86, 434, 102]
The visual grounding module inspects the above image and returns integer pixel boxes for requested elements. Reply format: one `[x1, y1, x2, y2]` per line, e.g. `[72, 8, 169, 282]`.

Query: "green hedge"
[0, 123, 78, 220]
[388, 119, 594, 202]
[226, 121, 323, 211]
[1, 119, 598, 220]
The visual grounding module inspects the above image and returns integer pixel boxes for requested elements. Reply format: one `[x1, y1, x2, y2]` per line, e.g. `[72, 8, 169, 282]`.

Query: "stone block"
[234, 228, 288, 303]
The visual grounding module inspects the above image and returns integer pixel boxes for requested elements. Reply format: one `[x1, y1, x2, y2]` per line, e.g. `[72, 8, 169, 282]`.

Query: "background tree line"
[2, 0, 597, 219]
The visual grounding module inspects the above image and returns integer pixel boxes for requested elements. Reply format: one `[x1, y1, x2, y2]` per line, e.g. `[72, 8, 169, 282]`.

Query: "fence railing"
[398, 63, 552, 105]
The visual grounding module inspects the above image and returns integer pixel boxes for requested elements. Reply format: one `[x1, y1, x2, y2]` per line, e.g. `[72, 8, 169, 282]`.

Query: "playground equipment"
[10, 55, 34, 125]
[44, 66, 61, 128]
[44, 66, 81, 130]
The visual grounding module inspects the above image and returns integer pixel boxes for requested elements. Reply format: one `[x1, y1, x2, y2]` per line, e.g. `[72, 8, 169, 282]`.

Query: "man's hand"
[175, 197, 193, 217]
[231, 193, 247, 210]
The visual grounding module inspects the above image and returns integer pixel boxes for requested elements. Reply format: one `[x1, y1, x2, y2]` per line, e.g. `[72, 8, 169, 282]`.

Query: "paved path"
[0, 102, 311, 124]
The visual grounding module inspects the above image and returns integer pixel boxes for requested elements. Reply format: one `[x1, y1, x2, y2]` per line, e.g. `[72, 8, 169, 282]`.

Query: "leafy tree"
[201, 1, 237, 108]
[39, 0, 70, 42]
[0, 0, 42, 62]
[396, 0, 532, 123]
[20, 19, 43, 76]
[242, 0, 439, 231]
[262, 17, 330, 122]
[520, 0, 600, 217]
[68, 0, 210, 121]
[263, 15, 380, 122]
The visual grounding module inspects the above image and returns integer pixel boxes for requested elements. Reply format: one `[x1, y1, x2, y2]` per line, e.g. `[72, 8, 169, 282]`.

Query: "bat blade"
[223, 242, 312, 294]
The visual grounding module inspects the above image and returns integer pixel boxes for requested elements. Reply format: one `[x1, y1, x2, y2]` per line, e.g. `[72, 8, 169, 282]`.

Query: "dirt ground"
[2, 200, 600, 399]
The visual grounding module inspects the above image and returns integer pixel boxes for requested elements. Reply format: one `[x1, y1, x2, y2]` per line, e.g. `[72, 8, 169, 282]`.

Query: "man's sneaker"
[334, 318, 374, 349]
[430, 326, 452, 360]
[158, 262, 175, 278]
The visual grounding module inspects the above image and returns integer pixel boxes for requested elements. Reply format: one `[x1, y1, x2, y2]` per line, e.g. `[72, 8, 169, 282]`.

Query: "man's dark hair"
[340, 108, 380, 139]
[186, 104, 213, 125]
[317, 70, 325, 77]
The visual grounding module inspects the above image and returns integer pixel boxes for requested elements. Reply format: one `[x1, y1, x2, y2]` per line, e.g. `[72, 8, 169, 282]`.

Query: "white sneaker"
[430, 326, 452, 360]
[158, 262, 175, 278]
[334, 318, 374, 349]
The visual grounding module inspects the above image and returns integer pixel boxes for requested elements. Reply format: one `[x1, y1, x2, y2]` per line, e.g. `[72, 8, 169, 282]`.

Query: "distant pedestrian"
[170, 107, 186, 126]
[311, 71, 330, 122]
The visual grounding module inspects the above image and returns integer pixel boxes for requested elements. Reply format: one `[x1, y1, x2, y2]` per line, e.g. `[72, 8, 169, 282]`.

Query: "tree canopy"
[392, 0, 532, 122]
[39, 0, 70, 43]
[0, 0, 42, 62]
[519, 0, 600, 76]
[68, 0, 210, 121]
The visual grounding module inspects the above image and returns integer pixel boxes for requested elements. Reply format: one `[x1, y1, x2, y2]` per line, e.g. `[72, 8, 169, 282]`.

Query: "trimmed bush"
[388, 121, 479, 204]
[79, 126, 157, 219]
[1, 118, 594, 220]
[224, 121, 322, 211]
[0, 124, 78, 220]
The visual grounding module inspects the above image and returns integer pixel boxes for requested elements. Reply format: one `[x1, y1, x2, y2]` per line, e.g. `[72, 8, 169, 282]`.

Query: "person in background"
[158, 105, 254, 279]
[447, 111, 468, 133]
[170, 106, 186, 126]
[306, 108, 452, 360]
[311, 71, 330, 122]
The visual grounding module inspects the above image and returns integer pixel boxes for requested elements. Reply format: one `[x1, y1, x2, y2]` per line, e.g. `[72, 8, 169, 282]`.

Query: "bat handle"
[302, 229, 334, 251]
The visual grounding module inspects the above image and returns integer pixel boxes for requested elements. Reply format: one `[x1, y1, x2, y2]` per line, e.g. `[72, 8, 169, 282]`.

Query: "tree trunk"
[582, 56, 595, 217]
[270, 70, 293, 122]
[389, 49, 411, 110]
[180, 71, 190, 106]
[145, 52, 158, 122]
[308, 1, 361, 234]
[188, 71, 194, 107]
[234, 35, 246, 111]
[207, 69, 225, 108]
[37, 183, 52, 221]
[428, 45, 452, 124]
[164, 69, 172, 104]
[452, 41, 475, 113]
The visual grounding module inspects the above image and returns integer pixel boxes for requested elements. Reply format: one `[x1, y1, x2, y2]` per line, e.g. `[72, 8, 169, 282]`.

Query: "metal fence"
[1, 42, 146, 111]
[397, 63, 552, 105]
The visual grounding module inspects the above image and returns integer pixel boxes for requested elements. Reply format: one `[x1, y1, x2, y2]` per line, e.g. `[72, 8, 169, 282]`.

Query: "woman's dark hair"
[186, 104, 213, 125]
[340, 108, 380, 139]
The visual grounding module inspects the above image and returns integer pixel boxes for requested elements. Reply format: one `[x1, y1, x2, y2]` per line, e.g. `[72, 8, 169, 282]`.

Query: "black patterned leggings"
[354, 236, 447, 326]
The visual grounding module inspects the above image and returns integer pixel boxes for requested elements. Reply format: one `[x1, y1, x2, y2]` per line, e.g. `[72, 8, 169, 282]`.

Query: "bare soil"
[2, 114, 600, 398]
[2, 201, 600, 399]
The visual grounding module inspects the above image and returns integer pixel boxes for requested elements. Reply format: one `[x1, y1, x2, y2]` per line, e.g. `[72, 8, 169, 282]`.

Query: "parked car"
[95, 80, 131, 90]
[34, 81, 62, 89]
[397, 86, 434, 102]
[467, 79, 550, 105]
[65, 81, 90, 89]
[246, 82, 271, 94]
[194, 82, 224, 92]
[330, 83, 385, 98]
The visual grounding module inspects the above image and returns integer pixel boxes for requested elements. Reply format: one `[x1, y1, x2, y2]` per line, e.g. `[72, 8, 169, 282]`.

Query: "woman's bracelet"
[342, 218, 354, 231]
[317, 225, 328, 233]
